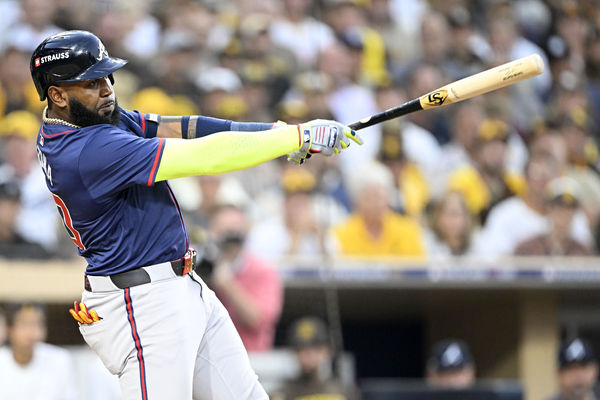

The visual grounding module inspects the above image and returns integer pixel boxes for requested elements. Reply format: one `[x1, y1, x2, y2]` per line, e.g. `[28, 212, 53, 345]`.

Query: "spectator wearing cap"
[271, 316, 359, 400]
[426, 339, 476, 389]
[237, 13, 298, 109]
[444, 6, 491, 81]
[324, 0, 387, 87]
[546, 338, 599, 400]
[447, 118, 526, 224]
[433, 102, 485, 197]
[480, 153, 594, 256]
[373, 83, 433, 216]
[239, 63, 275, 123]
[556, 109, 600, 228]
[330, 161, 425, 258]
[515, 177, 594, 255]
[376, 114, 429, 218]
[195, 67, 250, 120]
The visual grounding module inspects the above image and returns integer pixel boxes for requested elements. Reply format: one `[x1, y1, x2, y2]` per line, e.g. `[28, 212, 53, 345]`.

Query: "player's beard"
[68, 97, 121, 127]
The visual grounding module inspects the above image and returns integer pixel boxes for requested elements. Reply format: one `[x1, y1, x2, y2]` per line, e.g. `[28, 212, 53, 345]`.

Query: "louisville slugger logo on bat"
[349, 54, 544, 131]
[421, 89, 449, 107]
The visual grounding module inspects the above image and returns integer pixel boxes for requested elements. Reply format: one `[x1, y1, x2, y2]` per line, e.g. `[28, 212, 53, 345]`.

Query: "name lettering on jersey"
[36, 145, 53, 186]
[35, 52, 70, 67]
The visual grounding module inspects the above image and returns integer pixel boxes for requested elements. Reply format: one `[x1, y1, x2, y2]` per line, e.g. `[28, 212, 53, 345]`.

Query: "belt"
[84, 249, 197, 292]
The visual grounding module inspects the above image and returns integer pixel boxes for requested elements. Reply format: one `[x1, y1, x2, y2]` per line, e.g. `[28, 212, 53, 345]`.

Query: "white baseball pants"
[79, 270, 268, 400]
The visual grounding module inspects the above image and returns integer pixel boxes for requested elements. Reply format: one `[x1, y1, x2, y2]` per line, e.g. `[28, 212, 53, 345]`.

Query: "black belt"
[84, 249, 197, 291]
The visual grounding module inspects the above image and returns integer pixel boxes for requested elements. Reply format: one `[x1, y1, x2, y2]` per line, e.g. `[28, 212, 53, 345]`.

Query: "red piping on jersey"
[124, 288, 148, 400]
[141, 113, 146, 134]
[147, 138, 164, 186]
[41, 126, 75, 138]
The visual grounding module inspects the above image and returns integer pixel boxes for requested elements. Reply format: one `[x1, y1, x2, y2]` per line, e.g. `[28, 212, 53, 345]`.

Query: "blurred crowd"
[2, 0, 600, 263]
[2, 1, 600, 398]
[1, 0, 600, 261]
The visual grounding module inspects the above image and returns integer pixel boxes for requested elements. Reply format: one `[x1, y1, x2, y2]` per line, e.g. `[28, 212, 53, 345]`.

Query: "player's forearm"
[154, 126, 301, 181]
[156, 115, 275, 139]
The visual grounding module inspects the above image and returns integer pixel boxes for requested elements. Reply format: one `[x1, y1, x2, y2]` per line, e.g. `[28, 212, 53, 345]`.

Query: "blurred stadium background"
[1, 0, 600, 399]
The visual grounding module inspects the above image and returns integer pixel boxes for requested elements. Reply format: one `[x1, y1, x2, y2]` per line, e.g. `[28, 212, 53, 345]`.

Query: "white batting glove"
[287, 119, 363, 164]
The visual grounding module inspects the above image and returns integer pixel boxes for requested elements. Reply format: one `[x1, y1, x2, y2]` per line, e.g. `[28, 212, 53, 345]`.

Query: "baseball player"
[31, 30, 362, 400]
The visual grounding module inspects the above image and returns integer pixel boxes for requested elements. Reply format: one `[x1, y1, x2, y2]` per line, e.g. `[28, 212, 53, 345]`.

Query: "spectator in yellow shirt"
[377, 120, 429, 218]
[447, 119, 525, 223]
[330, 161, 425, 258]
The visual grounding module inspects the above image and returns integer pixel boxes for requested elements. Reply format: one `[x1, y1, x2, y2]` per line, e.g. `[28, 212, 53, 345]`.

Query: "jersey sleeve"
[78, 127, 165, 199]
[119, 108, 160, 138]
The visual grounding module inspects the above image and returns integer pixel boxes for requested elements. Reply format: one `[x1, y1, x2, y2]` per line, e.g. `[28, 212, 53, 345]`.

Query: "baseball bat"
[348, 53, 545, 131]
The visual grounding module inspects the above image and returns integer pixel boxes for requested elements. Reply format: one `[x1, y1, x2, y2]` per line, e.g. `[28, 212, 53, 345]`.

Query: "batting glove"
[288, 120, 363, 165]
[69, 301, 102, 325]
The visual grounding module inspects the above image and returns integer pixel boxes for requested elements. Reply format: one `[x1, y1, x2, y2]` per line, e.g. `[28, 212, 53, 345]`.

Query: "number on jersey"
[52, 194, 86, 250]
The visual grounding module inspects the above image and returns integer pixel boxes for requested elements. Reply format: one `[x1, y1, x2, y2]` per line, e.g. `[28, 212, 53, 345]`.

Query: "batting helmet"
[30, 30, 127, 101]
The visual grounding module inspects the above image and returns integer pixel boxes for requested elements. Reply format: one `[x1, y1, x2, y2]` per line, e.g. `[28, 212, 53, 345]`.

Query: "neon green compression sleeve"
[154, 126, 302, 182]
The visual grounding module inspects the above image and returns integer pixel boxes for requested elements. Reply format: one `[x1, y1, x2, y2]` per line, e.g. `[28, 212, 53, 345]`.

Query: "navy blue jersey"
[36, 108, 188, 275]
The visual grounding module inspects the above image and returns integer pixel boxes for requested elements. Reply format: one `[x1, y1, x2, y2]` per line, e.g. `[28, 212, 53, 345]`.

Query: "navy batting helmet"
[30, 30, 127, 101]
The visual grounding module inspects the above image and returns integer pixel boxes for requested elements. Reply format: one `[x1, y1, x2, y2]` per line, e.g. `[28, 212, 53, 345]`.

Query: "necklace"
[42, 106, 81, 129]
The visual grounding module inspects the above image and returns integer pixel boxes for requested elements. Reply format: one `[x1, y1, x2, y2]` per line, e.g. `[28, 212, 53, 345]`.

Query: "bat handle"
[348, 99, 422, 131]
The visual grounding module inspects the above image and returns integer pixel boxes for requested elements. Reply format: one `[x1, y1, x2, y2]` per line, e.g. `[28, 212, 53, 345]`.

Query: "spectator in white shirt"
[270, 0, 335, 68]
[424, 191, 486, 257]
[480, 153, 593, 256]
[0, 303, 79, 400]
[247, 167, 329, 262]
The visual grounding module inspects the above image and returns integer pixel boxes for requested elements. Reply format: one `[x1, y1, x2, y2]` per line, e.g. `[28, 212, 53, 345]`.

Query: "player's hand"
[297, 119, 363, 158]
[287, 150, 312, 165]
[69, 301, 102, 325]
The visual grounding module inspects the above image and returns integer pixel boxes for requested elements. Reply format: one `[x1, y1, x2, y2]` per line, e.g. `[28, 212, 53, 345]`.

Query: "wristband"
[181, 116, 233, 139]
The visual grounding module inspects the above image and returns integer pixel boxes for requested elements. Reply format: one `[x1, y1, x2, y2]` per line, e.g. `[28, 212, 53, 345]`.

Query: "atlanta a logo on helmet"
[97, 40, 108, 61]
